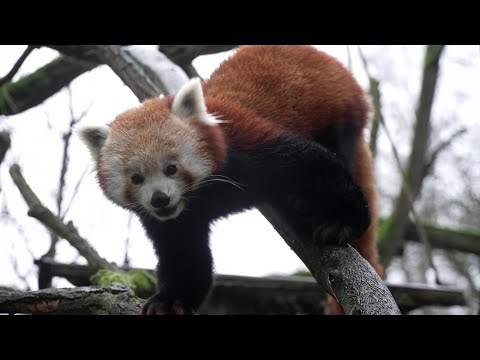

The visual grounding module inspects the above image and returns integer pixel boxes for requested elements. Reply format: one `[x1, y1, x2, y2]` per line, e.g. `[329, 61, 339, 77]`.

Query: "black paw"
[312, 178, 371, 246]
[313, 221, 361, 246]
[141, 293, 196, 315]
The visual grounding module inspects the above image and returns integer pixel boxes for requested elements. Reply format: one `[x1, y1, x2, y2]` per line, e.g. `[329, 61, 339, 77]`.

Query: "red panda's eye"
[165, 164, 178, 176]
[131, 174, 144, 184]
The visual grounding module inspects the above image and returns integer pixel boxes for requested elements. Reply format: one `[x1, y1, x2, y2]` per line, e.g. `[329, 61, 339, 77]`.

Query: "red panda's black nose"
[151, 191, 170, 208]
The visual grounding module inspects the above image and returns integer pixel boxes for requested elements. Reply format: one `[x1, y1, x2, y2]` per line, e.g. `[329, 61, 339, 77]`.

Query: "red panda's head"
[77, 78, 226, 221]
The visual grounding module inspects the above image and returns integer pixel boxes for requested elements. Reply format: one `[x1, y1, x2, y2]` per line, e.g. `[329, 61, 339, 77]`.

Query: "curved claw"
[141, 294, 196, 315]
[313, 222, 356, 246]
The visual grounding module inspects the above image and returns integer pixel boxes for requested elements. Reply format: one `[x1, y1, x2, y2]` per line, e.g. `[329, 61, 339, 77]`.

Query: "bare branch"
[346, 45, 352, 70]
[159, 45, 237, 77]
[60, 165, 89, 219]
[46, 87, 92, 259]
[423, 127, 467, 177]
[0, 55, 97, 116]
[380, 45, 446, 267]
[1, 46, 236, 117]
[0, 46, 36, 86]
[0, 285, 141, 315]
[91, 45, 169, 99]
[361, 46, 446, 275]
[357, 47, 383, 158]
[42, 45, 102, 63]
[124, 46, 189, 95]
[371, 92, 440, 282]
[123, 214, 133, 267]
[258, 204, 401, 314]
[0, 131, 12, 195]
[9, 242, 31, 291]
[403, 220, 480, 255]
[9, 164, 117, 271]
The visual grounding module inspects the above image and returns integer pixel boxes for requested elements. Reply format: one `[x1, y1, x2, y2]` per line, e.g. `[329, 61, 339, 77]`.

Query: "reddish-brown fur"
[203, 46, 368, 149]
[203, 45, 382, 314]
[106, 45, 382, 314]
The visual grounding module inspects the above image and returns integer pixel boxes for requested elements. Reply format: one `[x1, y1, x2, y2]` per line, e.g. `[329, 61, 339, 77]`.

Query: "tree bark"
[0, 55, 97, 116]
[0, 285, 141, 315]
[403, 221, 480, 255]
[33, 258, 466, 314]
[379, 45, 445, 266]
[368, 78, 382, 158]
[159, 45, 237, 77]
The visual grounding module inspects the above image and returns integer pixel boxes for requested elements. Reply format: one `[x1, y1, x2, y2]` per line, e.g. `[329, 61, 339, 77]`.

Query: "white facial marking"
[101, 154, 128, 206]
[179, 141, 213, 186]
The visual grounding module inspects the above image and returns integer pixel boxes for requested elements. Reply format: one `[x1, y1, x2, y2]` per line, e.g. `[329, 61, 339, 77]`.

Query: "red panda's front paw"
[313, 221, 358, 246]
[141, 293, 196, 315]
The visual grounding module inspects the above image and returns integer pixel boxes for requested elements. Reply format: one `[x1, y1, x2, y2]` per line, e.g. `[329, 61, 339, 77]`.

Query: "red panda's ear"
[76, 125, 110, 159]
[172, 78, 220, 126]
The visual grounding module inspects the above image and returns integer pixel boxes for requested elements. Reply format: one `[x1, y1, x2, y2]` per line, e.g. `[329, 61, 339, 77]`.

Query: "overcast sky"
[0, 45, 479, 291]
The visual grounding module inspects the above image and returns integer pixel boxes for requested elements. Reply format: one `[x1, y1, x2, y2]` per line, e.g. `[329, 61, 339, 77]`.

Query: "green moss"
[90, 269, 156, 299]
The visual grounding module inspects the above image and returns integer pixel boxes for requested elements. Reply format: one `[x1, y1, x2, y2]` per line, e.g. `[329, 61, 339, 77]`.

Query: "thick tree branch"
[9, 164, 117, 271]
[42, 45, 102, 63]
[379, 45, 446, 267]
[159, 45, 237, 77]
[34, 258, 466, 314]
[0, 55, 97, 116]
[0, 46, 36, 86]
[1, 46, 236, 117]
[124, 46, 190, 95]
[258, 204, 401, 314]
[91, 45, 179, 101]
[0, 285, 141, 315]
[93, 45, 401, 315]
[45, 88, 91, 263]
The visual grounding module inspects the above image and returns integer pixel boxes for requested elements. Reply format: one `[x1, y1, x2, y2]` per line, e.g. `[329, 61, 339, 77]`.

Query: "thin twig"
[9, 164, 117, 271]
[0, 46, 36, 86]
[61, 165, 90, 219]
[47, 88, 93, 258]
[423, 127, 467, 176]
[346, 45, 352, 70]
[358, 46, 441, 284]
[123, 214, 133, 267]
[0, 286, 141, 315]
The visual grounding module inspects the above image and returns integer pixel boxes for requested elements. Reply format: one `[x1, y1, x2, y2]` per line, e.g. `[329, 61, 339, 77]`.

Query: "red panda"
[78, 45, 383, 315]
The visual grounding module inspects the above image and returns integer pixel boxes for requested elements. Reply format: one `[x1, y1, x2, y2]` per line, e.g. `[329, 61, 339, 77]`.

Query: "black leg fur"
[140, 214, 213, 315]
[138, 130, 370, 314]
